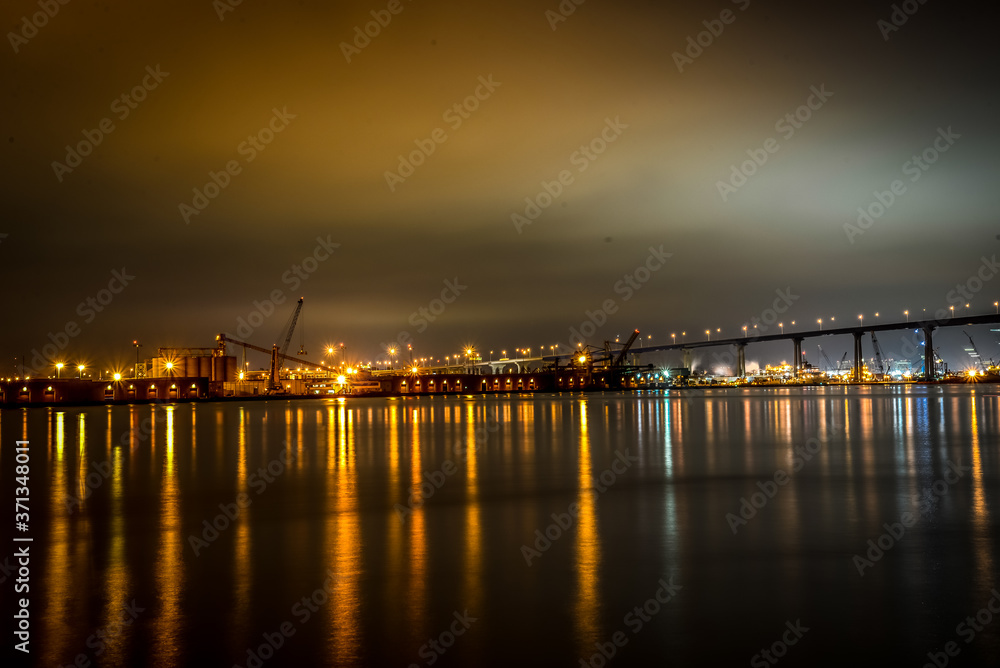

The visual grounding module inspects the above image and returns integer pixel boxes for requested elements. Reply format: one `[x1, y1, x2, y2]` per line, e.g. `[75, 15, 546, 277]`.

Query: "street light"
[818, 318, 823, 331]
[743, 325, 747, 337]
[56, 362, 64, 378]
[778, 323, 783, 334]
[133, 340, 142, 379]
[995, 301, 999, 315]
[671, 333, 676, 344]
[706, 329, 711, 341]
[77, 364, 85, 379]
[904, 310, 908, 323]
[858, 314, 863, 327]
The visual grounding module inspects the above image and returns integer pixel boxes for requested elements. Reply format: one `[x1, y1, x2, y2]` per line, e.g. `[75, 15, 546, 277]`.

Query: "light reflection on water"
[3, 385, 999, 667]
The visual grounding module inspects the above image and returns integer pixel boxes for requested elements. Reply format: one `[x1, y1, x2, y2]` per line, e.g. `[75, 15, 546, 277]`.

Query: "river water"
[2, 386, 999, 667]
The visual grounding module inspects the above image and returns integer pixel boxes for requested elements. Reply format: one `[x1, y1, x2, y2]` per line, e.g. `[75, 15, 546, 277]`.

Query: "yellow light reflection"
[464, 404, 482, 610]
[575, 400, 601, 651]
[154, 406, 183, 666]
[407, 409, 428, 638]
[232, 407, 251, 645]
[327, 403, 363, 662]
[969, 395, 992, 584]
[42, 412, 70, 667]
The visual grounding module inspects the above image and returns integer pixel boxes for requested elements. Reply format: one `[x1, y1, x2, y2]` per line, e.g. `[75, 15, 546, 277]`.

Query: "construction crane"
[613, 329, 641, 368]
[216, 299, 319, 392]
[963, 331, 988, 373]
[870, 332, 886, 380]
[817, 344, 835, 372]
[278, 298, 305, 361]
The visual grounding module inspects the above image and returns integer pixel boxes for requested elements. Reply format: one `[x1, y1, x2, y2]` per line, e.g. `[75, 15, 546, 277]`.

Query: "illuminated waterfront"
[4, 386, 999, 666]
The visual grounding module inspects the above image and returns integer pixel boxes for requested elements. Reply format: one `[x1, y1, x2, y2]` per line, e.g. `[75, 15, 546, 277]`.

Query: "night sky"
[3, 0, 998, 374]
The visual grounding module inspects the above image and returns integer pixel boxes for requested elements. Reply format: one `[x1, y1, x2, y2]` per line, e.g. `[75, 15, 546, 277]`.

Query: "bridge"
[474, 312, 1000, 380]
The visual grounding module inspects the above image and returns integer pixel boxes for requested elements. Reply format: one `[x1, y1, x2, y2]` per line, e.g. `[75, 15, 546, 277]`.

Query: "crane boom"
[279, 298, 304, 360]
[962, 330, 988, 372]
[216, 334, 325, 370]
[871, 332, 886, 379]
[613, 330, 640, 368]
[817, 344, 834, 372]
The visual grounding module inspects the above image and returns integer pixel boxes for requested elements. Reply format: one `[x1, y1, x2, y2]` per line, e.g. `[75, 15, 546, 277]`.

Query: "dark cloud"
[2, 0, 998, 372]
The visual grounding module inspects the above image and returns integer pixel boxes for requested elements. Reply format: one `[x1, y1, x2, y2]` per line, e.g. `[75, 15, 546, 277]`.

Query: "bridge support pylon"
[792, 338, 802, 377]
[923, 326, 935, 380]
[853, 331, 863, 383]
[736, 343, 746, 378]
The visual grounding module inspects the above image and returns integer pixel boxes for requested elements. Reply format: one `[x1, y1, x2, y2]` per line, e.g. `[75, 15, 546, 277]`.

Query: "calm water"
[3, 386, 1000, 667]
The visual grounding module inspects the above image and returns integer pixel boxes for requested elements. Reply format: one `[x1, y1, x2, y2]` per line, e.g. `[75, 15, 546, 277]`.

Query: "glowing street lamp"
[671, 333, 676, 344]
[995, 301, 999, 315]
[858, 314, 863, 327]
[817, 318, 823, 331]
[742, 325, 747, 337]
[904, 310, 909, 323]
[778, 323, 783, 334]
[706, 329, 711, 341]
[56, 362, 64, 378]
[77, 364, 85, 379]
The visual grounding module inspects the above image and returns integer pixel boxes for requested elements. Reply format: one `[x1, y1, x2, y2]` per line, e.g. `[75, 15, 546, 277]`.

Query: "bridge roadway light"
[818, 318, 823, 331]
[995, 301, 999, 314]
[743, 326, 747, 337]
[904, 310, 908, 323]
[706, 330, 710, 341]
[859, 314, 863, 327]
[77, 364, 85, 379]
[56, 362, 64, 378]
[778, 323, 783, 334]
